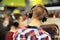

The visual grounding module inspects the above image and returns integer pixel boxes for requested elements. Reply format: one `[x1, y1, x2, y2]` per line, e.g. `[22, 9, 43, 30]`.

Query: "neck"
[10, 28, 16, 32]
[19, 22, 27, 28]
[29, 18, 42, 27]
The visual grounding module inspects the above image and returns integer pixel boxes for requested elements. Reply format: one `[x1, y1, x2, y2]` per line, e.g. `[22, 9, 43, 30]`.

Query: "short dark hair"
[14, 14, 22, 20]
[7, 22, 19, 31]
[11, 22, 19, 28]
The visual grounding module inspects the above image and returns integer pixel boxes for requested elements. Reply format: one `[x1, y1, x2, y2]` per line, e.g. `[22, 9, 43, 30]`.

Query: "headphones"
[28, 5, 48, 22]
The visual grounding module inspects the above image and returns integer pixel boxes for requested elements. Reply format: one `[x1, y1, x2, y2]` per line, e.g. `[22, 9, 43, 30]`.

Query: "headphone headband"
[31, 5, 48, 14]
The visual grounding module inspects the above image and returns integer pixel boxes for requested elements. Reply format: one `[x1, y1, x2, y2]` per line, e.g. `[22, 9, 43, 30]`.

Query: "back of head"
[14, 14, 22, 20]
[16, 14, 27, 22]
[8, 22, 19, 31]
[11, 22, 19, 28]
[29, 4, 48, 22]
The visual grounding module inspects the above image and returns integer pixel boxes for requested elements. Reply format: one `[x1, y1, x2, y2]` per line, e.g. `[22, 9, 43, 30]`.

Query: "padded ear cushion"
[28, 5, 36, 18]
[28, 13, 32, 18]
[42, 17, 47, 22]
[42, 9, 48, 22]
[28, 10, 33, 18]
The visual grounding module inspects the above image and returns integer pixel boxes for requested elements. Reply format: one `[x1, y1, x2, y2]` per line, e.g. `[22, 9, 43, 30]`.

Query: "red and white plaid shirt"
[13, 26, 51, 40]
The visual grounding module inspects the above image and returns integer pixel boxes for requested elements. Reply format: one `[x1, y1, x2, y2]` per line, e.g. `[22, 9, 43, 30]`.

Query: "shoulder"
[38, 29, 50, 36]
[20, 28, 49, 35]
[5, 31, 14, 38]
[37, 29, 51, 39]
[16, 28, 51, 40]
[6, 31, 13, 34]
[20, 28, 35, 35]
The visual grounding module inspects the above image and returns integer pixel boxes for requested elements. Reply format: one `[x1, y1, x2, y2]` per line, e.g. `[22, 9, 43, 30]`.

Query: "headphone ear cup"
[28, 13, 32, 18]
[42, 17, 47, 22]
[28, 10, 33, 18]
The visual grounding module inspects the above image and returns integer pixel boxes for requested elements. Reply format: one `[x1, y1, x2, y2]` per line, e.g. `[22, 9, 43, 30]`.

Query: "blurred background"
[0, 0, 60, 15]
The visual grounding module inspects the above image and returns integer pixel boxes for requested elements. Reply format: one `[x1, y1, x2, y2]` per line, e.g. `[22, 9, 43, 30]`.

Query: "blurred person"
[12, 9, 28, 28]
[3, 13, 13, 35]
[22, 10, 31, 25]
[3, 13, 13, 31]
[17, 14, 27, 29]
[48, 13, 54, 18]
[5, 22, 19, 40]
[12, 9, 28, 40]
[55, 12, 60, 18]
[42, 12, 60, 35]
[0, 13, 13, 40]
[55, 12, 60, 35]
[13, 13, 28, 40]
[13, 9, 28, 25]
[3, 13, 12, 27]
[14, 4, 51, 40]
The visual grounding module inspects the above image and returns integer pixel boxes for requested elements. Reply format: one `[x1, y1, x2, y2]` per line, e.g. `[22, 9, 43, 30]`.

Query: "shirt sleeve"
[40, 34, 51, 40]
[30, 34, 51, 40]
[5, 33, 11, 40]
[16, 34, 26, 40]
[5, 32, 13, 40]
[47, 35, 51, 40]
[13, 31, 19, 40]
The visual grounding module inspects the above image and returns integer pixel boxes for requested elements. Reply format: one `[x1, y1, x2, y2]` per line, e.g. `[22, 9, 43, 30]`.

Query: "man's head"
[16, 13, 27, 24]
[8, 22, 19, 30]
[29, 4, 48, 22]
[11, 22, 19, 28]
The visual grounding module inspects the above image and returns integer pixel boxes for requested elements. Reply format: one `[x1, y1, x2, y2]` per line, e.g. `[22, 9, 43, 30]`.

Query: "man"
[14, 4, 51, 40]
[17, 14, 26, 28]
[13, 13, 27, 40]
